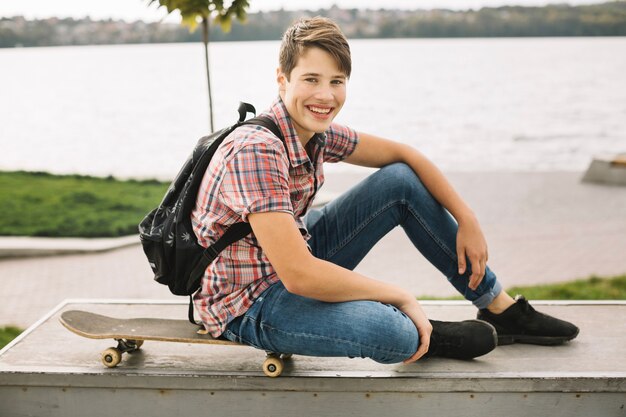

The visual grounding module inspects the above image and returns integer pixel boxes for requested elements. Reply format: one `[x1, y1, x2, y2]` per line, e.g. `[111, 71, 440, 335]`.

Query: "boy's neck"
[298, 134, 314, 149]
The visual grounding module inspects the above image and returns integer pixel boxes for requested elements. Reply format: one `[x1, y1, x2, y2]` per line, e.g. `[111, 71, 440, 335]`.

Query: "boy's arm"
[344, 132, 488, 290]
[248, 210, 431, 363]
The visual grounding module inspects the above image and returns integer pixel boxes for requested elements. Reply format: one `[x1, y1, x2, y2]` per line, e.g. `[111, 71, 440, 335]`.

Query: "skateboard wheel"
[262, 356, 283, 377]
[101, 347, 122, 368]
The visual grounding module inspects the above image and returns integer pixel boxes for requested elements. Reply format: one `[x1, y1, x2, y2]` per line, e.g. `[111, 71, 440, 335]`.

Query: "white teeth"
[308, 106, 331, 114]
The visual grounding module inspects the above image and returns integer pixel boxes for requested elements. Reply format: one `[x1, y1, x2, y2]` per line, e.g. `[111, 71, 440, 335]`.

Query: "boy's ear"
[276, 67, 287, 92]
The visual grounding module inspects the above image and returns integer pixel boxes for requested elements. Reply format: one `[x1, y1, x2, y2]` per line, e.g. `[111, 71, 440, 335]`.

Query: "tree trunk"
[202, 17, 214, 133]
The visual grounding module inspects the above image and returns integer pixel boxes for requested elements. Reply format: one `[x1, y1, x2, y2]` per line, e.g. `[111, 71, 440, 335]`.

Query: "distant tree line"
[375, 2, 626, 37]
[1, 2, 625, 48]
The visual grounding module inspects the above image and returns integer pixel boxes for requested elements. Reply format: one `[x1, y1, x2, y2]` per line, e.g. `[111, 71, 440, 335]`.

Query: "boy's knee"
[378, 162, 428, 200]
[381, 162, 414, 180]
[366, 303, 419, 364]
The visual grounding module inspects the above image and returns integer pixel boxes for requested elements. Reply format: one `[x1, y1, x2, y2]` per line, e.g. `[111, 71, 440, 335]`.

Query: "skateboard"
[59, 310, 291, 377]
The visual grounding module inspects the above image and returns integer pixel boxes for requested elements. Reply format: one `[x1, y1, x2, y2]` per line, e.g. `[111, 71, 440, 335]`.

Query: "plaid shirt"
[191, 97, 359, 337]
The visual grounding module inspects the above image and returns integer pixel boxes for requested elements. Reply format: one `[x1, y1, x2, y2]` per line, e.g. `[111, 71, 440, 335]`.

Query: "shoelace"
[514, 295, 535, 315]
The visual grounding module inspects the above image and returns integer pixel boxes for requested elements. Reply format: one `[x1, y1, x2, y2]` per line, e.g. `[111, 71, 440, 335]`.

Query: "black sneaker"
[424, 319, 497, 360]
[477, 295, 579, 346]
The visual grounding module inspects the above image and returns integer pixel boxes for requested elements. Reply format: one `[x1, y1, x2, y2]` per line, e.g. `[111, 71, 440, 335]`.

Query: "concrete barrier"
[1, 300, 624, 417]
[582, 153, 626, 186]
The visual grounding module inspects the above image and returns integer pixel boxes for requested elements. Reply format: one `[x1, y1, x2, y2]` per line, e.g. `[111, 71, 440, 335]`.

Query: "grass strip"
[0, 171, 169, 237]
[420, 274, 626, 300]
[0, 326, 22, 349]
[506, 274, 626, 300]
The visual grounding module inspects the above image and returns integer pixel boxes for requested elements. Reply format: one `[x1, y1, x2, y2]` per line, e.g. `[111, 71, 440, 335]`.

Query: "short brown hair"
[279, 17, 351, 80]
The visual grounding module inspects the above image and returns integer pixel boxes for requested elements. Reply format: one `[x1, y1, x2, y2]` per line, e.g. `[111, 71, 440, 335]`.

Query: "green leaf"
[181, 14, 200, 31]
[147, 0, 248, 32]
[215, 13, 232, 32]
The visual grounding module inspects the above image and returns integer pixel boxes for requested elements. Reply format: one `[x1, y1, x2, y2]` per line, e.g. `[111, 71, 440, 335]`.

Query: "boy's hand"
[399, 299, 433, 363]
[456, 216, 489, 291]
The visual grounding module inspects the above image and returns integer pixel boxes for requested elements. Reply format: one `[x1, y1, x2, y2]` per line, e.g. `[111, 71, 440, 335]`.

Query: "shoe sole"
[497, 327, 580, 346]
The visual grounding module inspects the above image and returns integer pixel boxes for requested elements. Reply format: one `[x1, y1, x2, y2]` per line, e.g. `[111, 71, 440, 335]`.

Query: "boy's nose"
[313, 86, 334, 101]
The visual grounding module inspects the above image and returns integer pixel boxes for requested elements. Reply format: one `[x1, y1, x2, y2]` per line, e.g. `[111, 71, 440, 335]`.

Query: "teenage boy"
[191, 17, 578, 364]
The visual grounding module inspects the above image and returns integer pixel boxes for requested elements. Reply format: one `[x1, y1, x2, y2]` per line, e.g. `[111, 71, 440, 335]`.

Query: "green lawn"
[0, 171, 169, 237]
[506, 274, 626, 300]
[0, 327, 22, 350]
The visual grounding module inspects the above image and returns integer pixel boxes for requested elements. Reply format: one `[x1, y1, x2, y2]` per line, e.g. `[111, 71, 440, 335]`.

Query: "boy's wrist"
[455, 208, 478, 226]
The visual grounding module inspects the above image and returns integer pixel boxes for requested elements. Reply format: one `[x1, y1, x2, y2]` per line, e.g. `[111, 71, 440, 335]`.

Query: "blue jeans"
[223, 163, 502, 364]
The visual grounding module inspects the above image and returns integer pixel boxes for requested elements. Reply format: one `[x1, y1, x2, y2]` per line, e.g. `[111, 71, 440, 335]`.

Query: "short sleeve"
[220, 141, 293, 222]
[323, 123, 359, 163]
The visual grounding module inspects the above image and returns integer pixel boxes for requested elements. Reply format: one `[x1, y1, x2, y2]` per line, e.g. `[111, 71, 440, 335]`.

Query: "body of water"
[1, 37, 625, 179]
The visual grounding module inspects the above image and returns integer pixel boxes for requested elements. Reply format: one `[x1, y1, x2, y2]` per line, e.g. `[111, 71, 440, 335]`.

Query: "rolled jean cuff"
[472, 280, 503, 310]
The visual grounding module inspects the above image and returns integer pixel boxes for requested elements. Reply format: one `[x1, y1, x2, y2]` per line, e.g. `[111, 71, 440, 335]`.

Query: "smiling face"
[277, 47, 347, 143]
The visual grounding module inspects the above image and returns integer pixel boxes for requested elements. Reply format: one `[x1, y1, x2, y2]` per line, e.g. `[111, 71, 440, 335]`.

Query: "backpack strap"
[188, 116, 286, 289]
[187, 115, 287, 325]
[243, 116, 285, 144]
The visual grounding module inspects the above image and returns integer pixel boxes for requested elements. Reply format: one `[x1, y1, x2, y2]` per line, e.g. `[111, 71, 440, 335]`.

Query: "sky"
[0, 0, 611, 22]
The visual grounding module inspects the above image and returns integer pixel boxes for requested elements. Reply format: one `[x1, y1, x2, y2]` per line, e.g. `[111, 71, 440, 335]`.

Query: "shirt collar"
[265, 96, 325, 168]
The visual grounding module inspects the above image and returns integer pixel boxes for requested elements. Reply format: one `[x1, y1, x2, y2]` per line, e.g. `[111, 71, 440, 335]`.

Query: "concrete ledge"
[582, 153, 626, 186]
[1, 300, 624, 416]
[0, 235, 140, 258]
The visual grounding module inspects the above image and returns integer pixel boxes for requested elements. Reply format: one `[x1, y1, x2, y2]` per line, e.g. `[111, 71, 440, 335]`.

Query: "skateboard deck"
[59, 310, 290, 377]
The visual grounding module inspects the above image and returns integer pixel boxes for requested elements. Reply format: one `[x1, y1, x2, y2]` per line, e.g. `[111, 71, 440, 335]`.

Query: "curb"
[0, 235, 140, 258]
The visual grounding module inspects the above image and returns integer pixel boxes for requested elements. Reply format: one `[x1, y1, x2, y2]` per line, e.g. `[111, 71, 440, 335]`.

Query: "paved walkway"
[2, 171, 626, 328]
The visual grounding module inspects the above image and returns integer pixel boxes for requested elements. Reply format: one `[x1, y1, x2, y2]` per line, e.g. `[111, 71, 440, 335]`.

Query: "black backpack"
[138, 102, 285, 323]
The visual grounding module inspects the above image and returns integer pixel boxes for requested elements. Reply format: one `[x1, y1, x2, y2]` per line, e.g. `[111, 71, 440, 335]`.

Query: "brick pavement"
[2, 171, 625, 328]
